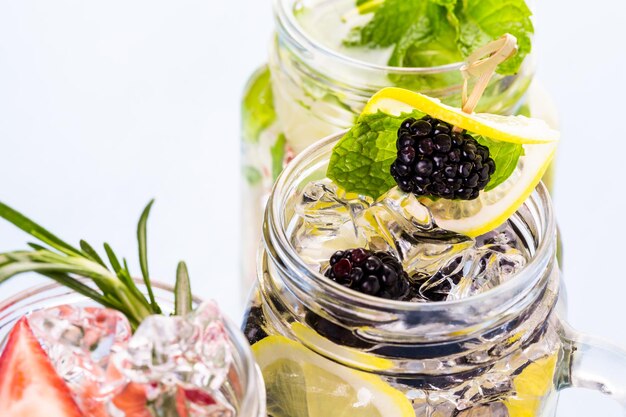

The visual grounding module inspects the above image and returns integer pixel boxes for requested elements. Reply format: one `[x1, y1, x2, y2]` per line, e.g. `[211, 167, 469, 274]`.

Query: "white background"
[0, 1, 624, 415]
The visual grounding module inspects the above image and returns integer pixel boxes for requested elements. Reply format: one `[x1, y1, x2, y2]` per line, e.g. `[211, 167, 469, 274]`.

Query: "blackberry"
[390, 116, 496, 200]
[324, 248, 410, 300]
[242, 305, 268, 345]
[304, 312, 372, 349]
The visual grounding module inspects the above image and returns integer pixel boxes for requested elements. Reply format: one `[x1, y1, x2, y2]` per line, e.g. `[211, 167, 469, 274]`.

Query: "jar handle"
[559, 321, 626, 413]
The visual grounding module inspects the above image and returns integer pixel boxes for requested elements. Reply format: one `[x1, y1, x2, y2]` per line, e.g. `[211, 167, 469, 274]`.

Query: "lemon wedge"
[291, 322, 393, 372]
[504, 353, 558, 417]
[253, 335, 415, 417]
[360, 87, 559, 237]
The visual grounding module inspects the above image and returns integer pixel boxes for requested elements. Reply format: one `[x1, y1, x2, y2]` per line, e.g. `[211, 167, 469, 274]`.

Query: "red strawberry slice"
[112, 384, 193, 417]
[0, 317, 85, 417]
[175, 387, 191, 417]
[112, 383, 152, 417]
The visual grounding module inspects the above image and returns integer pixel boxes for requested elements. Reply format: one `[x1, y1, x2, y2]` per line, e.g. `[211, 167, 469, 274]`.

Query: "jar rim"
[274, 0, 468, 75]
[0, 280, 266, 417]
[265, 131, 557, 319]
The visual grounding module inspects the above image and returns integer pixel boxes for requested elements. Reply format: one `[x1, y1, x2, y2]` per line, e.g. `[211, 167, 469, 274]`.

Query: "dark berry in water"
[304, 312, 372, 349]
[390, 116, 496, 200]
[324, 248, 410, 300]
[242, 305, 268, 345]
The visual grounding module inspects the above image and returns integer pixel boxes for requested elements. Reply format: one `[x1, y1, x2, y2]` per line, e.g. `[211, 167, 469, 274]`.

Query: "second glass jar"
[240, 0, 557, 291]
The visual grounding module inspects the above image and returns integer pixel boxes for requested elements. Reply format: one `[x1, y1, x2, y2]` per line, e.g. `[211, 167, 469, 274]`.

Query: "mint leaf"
[271, 134, 287, 181]
[457, 0, 533, 75]
[327, 110, 424, 198]
[516, 102, 531, 117]
[476, 136, 524, 191]
[345, 0, 533, 76]
[346, 0, 425, 48]
[242, 66, 276, 143]
[243, 166, 262, 185]
[388, 7, 462, 73]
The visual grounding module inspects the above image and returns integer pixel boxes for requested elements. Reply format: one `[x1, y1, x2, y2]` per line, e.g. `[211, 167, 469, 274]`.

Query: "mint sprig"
[327, 112, 523, 199]
[344, 0, 533, 76]
[242, 66, 276, 144]
[0, 201, 193, 329]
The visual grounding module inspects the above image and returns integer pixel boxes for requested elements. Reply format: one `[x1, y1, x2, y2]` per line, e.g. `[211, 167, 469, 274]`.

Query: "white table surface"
[0, 1, 624, 415]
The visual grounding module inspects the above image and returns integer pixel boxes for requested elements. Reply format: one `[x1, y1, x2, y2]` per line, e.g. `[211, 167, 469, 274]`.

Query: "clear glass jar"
[242, 133, 626, 417]
[0, 281, 267, 417]
[240, 0, 558, 292]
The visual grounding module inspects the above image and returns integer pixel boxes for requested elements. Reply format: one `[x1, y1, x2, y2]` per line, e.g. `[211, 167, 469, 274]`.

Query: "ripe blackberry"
[390, 116, 496, 200]
[242, 305, 268, 345]
[304, 311, 372, 349]
[324, 248, 410, 300]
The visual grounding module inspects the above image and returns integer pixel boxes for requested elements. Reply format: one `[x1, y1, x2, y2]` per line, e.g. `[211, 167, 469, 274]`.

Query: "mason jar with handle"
[240, 0, 558, 293]
[242, 133, 624, 417]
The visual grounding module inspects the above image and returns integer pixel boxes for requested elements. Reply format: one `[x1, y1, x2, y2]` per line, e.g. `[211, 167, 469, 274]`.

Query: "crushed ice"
[292, 180, 529, 301]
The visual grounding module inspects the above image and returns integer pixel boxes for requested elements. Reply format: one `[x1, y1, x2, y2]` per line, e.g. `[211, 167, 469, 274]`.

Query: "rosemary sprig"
[0, 201, 192, 329]
[137, 200, 161, 314]
[175, 262, 192, 316]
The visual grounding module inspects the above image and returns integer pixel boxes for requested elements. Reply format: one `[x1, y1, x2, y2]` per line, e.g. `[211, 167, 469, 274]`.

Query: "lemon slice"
[420, 141, 556, 236]
[504, 353, 558, 417]
[291, 322, 393, 372]
[360, 87, 559, 237]
[253, 335, 415, 417]
[363, 87, 560, 145]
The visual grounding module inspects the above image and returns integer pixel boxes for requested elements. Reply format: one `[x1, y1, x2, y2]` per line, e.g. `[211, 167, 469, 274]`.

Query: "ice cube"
[291, 179, 370, 268]
[115, 301, 231, 396]
[28, 306, 132, 401]
[446, 246, 527, 301]
[290, 218, 366, 269]
[296, 179, 371, 229]
[355, 187, 475, 277]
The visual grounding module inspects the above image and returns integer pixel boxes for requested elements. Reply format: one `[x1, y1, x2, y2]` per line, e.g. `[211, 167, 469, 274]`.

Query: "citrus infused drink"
[243, 84, 566, 416]
[243, 118, 626, 416]
[0, 202, 265, 417]
[241, 0, 557, 290]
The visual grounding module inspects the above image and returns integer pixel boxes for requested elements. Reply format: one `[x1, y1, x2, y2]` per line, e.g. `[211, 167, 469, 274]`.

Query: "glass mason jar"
[242, 133, 626, 417]
[0, 281, 267, 417]
[240, 0, 558, 291]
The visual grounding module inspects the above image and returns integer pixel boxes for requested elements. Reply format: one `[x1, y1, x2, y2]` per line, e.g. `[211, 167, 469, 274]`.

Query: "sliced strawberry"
[175, 387, 190, 417]
[112, 383, 195, 417]
[81, 400, 109, 417]
[112, 383, 152, 417]
[183, 388, 216, 406]
[0, 317, 85, 417]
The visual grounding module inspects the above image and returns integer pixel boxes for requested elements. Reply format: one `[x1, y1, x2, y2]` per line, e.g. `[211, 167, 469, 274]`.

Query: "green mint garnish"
[242, 66, 276, 143]
[327, 112, 524, 199]
[271, 133, 287, 181]
[327, 110, 424, 199]
[476, 136, 523, 192]
[243, 166, 263, 185]
[345, 0, 533, 76]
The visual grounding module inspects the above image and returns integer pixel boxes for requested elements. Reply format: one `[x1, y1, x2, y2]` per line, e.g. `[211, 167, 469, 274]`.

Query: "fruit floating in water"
[325, 248, 410, 300]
